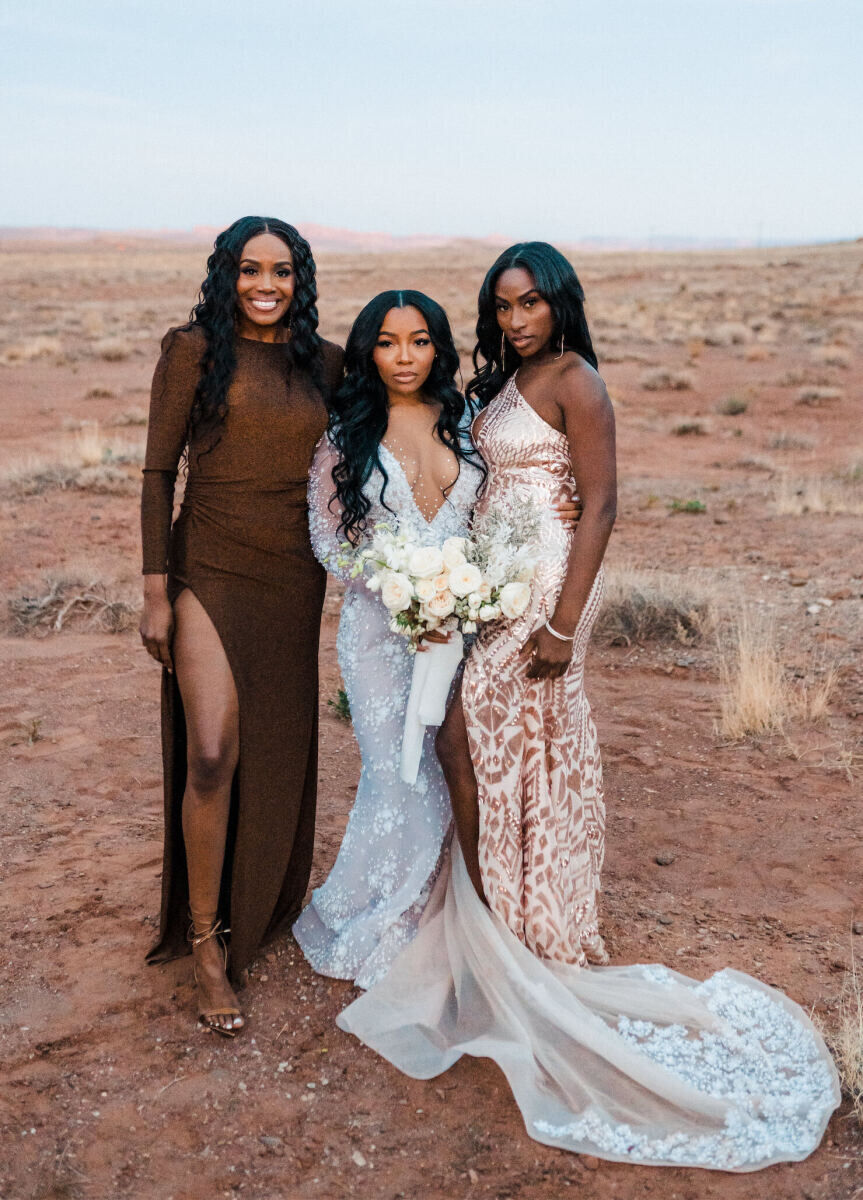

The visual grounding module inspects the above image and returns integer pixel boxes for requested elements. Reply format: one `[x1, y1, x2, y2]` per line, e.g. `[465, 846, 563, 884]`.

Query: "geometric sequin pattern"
[464, 377, 609, 966]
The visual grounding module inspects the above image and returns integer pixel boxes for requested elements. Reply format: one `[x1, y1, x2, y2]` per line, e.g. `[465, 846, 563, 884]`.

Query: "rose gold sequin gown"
[463, 376, 608, 965]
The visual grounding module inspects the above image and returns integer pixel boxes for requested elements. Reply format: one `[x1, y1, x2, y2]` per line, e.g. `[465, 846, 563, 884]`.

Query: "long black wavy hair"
[185, 215, 322, 444]
[328, 289, 483, 545]
[466, 241, 598, 408]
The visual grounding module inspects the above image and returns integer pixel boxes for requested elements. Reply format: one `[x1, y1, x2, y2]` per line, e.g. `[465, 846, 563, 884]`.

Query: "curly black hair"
[184, 215, 322, 445]
[328, 289, 483, 545]
[467, 241, 598, 408]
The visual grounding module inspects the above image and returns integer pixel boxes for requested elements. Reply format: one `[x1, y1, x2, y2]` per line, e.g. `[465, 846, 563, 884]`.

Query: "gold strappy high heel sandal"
[188, 918, 243, 1037]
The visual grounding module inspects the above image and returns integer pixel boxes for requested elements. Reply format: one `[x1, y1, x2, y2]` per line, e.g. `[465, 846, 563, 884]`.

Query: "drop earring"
[557, 332, 565, 359]
[500, 332, 507, 370]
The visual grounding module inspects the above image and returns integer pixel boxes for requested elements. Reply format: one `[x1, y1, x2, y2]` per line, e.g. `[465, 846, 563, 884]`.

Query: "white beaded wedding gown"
[293, 433, 483, 988]
[336, 377, 841, 1170]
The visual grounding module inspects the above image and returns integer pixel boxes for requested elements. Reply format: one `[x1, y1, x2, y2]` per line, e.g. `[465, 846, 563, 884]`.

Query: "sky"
[0, 0, 860, 244]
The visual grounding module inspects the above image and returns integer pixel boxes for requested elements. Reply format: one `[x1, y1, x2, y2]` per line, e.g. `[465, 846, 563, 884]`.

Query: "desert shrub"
[0, 336, 64, 364]
[639, 368, 695, 392]
[111, 406, 148, 427]
[0, 427, 144, 497]
[671, 419, 709, 436]
[768, 431, 815, 451]
[717, 395, 748, 416]
[91, 337, 133, 362]
[596, 567, 717, 646]
[797, 386, 843, 406]
[328, 689, 352, 722]
[8, 573, 140, 635]
[85, 387, 117, 399]
[811, 345, 851, 369]
[774, 474, 863, 516]
[704, 322, 752, 347]
[667, 497, 707, 513]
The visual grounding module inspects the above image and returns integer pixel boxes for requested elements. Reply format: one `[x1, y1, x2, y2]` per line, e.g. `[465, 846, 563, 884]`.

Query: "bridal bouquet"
[338, 505, 540, 784]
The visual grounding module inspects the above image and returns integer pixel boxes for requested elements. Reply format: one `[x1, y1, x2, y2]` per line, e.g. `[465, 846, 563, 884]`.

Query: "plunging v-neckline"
[378, 442, 460, 526]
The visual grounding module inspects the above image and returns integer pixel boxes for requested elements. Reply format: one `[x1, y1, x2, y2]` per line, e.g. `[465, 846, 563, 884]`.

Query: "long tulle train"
[337, 845, 840, 1171]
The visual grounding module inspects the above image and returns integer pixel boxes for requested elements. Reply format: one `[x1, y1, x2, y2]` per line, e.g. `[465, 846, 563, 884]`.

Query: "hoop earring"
[500, 332, 507, 370]
[556, 332, 565, 359]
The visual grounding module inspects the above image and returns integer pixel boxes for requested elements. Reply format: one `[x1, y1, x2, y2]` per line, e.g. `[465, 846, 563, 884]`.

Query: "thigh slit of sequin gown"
[142, 328, 342, 982]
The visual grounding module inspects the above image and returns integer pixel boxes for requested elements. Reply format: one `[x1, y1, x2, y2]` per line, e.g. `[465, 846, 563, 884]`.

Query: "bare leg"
[435, 688, 486, 904]
[173, 589, 243, 1033]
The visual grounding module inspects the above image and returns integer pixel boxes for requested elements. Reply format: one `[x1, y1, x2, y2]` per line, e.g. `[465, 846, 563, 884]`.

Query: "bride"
[335, 245, 840, 1170]
[294, 288, 578, 986]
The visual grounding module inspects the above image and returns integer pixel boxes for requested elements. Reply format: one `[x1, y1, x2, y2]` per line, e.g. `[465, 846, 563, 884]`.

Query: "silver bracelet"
[544, 619, 574, 642]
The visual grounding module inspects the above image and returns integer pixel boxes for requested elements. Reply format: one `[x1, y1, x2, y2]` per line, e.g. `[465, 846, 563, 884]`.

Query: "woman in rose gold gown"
[336, 245, 839, 1170]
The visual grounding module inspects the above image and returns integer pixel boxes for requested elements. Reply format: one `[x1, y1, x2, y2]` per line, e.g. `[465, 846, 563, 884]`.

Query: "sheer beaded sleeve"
[307, 434, 354, 582]
[140, 327, 203, 574]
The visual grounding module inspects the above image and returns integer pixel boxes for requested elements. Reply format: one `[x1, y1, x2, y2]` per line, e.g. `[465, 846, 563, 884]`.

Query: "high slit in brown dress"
[141, 326, 343, 981]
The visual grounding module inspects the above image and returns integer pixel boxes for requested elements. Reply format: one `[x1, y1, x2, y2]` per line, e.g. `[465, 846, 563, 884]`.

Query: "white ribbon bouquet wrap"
[338, 510, 539, 786]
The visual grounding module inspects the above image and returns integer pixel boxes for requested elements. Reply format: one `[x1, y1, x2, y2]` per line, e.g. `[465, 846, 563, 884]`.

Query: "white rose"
[468, 591, 482, 608]
[408, 546, 445, 579]
[425, 589, 456, 620]
[380, 572, 414, 613]
[478, 581, 493, 601]
[415, 578, 436, 602]
[366, 575, 382, 593]
[432, 572, 451, 594]
[449, 562, 483, 597]
[478, 603, 501, 622]
[441, 537, 468, 569]
[499, 581, 531, 619]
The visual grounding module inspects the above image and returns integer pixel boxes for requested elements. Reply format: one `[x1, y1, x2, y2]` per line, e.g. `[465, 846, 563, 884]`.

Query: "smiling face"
[372, 305, 437, 399]
[494, 266, 556, 359]
[234, 231, 295, 340]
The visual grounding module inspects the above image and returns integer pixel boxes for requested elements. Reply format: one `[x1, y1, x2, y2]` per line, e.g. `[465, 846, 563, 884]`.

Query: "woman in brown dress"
[139, 216, 343, 1035]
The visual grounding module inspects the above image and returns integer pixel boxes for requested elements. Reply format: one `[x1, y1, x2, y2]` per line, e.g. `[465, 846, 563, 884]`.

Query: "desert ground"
[1, 236, 861, 1200]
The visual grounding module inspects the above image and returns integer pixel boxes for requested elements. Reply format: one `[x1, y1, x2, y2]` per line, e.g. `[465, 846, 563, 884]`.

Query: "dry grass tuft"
[716, 612, 789, 739]
[768, 431, 816, 452]
[774, 474, 863, 516]
[797, 385, 843, 406]
[640, 367, 695, 392]
[704, 322, 752, 347]
[85, 386, 117, 400]
[91, 337, 133, 362]
[818, 950, 863, 1126]
[811, 344, 851, 369]
[597, 567, 717, 646]
[0, 426, 144, 496]
[8, 573, 140, 635]
[111, 406, 148, 427]
[717, 614, 840, 740]
[0, 335, 64, 364]
[671, 418, 710, 436]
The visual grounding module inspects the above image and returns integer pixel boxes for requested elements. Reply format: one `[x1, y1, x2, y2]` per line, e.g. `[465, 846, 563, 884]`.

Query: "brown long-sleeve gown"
[141, 326, 343, 982]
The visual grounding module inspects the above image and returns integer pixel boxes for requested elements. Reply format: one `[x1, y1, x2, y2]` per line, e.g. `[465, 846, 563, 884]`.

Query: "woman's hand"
[553, 492, 582, 531]
[140, 578, 175, 672]
[520, 624, 572, 680]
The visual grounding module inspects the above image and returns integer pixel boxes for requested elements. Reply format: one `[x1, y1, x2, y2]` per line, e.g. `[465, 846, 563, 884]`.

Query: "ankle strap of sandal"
[188, 917, 230, 948]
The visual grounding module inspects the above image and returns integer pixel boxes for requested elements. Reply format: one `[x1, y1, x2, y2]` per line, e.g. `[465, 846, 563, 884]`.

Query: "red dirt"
[1, 240, 861, 1199]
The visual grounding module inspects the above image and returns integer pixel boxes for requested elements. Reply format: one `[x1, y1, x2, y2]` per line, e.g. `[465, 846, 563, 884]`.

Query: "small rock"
[582, 1155, 600, 1170]
[852, 922, 863, 935]
[806, 604, 822, 615]
[674, 657, 695, 668]
[468, 1168, 479, 1184]
[655, 852, 675, 867]
[713, 515, 728, 525]
[789, 572, 809, 587]
[657, 915, 673, 926]
[829, 586, 852, 601]
[259, 1135, 282, 1148]
[814, 596, 833, 607]
[352, 1150, 367, 1167]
